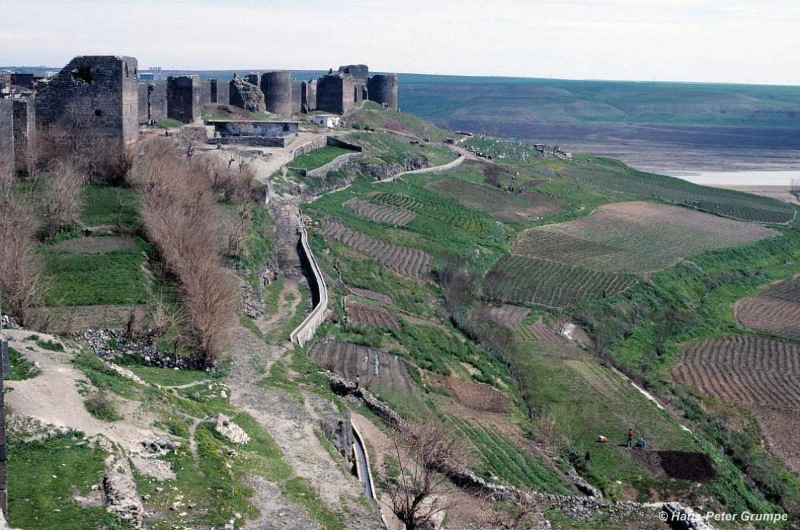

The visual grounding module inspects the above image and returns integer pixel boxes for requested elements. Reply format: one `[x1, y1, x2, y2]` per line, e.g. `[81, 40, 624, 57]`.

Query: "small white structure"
[313, 114, 341, 128]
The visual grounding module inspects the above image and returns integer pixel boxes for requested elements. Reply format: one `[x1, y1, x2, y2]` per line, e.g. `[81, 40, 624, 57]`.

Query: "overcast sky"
[2, 0, 799, 85]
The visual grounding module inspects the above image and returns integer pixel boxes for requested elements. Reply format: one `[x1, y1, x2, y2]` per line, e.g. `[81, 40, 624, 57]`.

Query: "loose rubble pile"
[78, 329, 207, 370]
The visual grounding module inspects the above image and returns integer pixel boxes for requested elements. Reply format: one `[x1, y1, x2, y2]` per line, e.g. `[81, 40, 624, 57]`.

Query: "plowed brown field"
[345, 300, 400, 330]
[310, 340, 416, 396]
[736, 278, 800, 340]
[672, 335, 800, 473]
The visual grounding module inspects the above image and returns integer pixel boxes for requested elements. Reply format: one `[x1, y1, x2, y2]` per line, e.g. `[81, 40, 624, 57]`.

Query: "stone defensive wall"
[0, 99, 14, 169]
[290, 216, 328, 347]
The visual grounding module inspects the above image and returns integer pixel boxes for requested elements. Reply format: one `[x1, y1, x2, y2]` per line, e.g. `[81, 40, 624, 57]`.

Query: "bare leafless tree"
[382, 421, 469, 530]
[0, 192, 45, 326]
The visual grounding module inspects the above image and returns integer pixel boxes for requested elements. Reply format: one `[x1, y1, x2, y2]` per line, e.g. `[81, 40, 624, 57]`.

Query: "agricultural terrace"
[289, 146, 353, 170]
[347, 130, 457, 167]
[371, 192, 493, 237]
[672, 336, 800, 411]
[323, 220, 432, 279]
[425, 173, 562, 223]
[345, 299, 400, 330]
[343, 197, 416, 226]
[483, 254, 637, 308]
[550, 156, 795, 223]
[447, 417, 575, 494]
[309, 340, 417, 398]
[513, 201, 777, 274]
[305, 173, 511, 276]
[516, 339, 700, 496]
[672, 335, 800, 474]
[736, 277, 800, 340]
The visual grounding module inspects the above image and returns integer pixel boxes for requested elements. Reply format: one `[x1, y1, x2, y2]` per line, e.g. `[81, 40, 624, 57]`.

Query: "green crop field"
[80, 185, 140, 229]
[483, 254, 637, 308]
[372, 192, 493, 237]
[426, 175, 561, 223]
[42, 248, 149, 306]
[449, 417, 575, 494]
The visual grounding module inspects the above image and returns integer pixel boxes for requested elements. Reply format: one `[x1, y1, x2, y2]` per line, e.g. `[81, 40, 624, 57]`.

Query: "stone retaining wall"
[307, 152, 364, 179]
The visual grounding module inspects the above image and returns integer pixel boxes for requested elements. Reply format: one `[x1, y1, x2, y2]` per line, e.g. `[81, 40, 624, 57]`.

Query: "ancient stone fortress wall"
[291, 79, 303, 115]
[0, 100, 14, 169]
[149, 83, 168, 123]
[200, 80, 212, 106]
[261, 71, 293, 117]
[166, 75, 201, 123]
[12, 99, 35, 173]
[137, 83, 149, 124]
[34, 55, 139, 147]
[229, 75, 266, 113]
[210, 79, 230, 105]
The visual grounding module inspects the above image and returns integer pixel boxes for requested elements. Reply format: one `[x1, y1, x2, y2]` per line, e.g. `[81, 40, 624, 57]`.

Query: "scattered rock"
[214, 414, 250, 445]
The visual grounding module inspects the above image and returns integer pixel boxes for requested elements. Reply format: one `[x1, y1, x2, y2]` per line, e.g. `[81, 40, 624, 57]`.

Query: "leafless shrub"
[40, 161, 85, 237]
[479, 496, 544, 530]
[0, 191, 44, 326]
[225, 204, 253, 259]
[190, 153, 255, 204]
[130, 137, 237, 365]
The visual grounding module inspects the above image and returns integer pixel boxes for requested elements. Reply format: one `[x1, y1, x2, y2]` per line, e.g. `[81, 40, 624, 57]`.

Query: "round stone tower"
[261, 71, 293, 117]
[367, 74, 398, 111]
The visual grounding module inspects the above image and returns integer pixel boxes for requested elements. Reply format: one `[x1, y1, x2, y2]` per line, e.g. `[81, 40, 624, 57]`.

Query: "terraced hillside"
[512, 201, 777, 273]
[298, 127, 800, 525]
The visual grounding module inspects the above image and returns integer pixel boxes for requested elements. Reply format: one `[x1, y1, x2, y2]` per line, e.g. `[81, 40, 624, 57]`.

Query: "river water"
[661, 170, 800, 187]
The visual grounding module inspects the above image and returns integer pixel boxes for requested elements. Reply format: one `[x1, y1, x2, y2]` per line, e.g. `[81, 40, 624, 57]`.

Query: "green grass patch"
[8, 432, 119, 530]
[155, 118, 183, 129]
[7, 346, 41, 380]
[80, 185, 140, 229]
[240, 314, 264, 339]
[282, 477, 346, 530]
[291, 146, 353, 170]
[42, 249, 149, 306]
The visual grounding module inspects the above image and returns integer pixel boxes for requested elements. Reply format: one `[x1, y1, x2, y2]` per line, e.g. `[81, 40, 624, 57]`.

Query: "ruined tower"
[261, 71, 293, 117]
[316, 74, 356, 115]
[12, 99, 35, 174]
[368, 74, 398, 111]
[34, 55, 139, 149]
[167, 76, 201, 123]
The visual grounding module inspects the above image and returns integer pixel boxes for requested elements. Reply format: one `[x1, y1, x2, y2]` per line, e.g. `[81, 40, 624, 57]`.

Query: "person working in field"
[626, 428, 634, 448]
